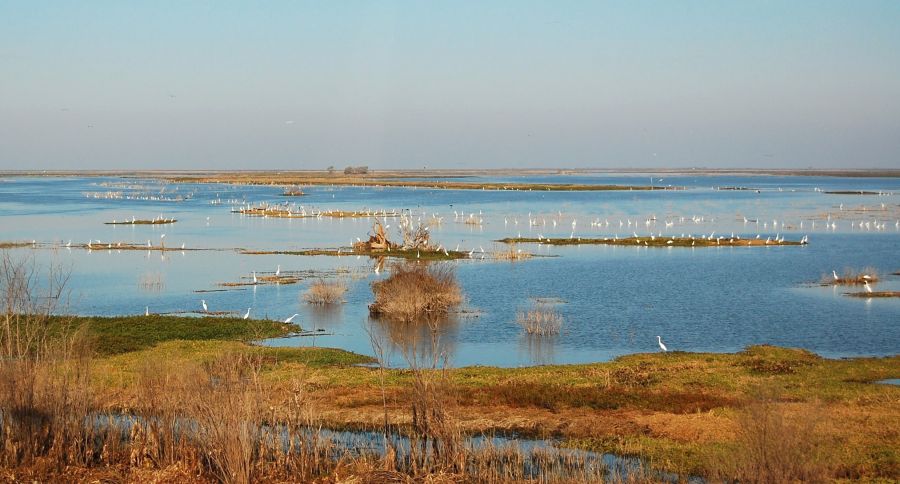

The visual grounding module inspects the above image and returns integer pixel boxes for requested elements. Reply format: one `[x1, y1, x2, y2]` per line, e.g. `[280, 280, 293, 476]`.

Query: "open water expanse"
[1, 173, 898, 367]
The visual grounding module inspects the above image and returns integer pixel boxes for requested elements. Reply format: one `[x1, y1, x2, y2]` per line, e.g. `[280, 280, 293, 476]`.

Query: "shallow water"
[1, 174, 898, 367]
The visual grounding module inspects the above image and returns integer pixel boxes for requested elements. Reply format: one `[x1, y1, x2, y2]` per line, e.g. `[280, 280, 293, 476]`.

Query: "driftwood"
[353, 217, 431, 252]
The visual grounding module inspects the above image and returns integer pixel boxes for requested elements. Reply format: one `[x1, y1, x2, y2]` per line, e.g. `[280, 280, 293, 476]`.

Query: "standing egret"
[657, 336, 668, 352]
[284, 314, 299, 323]
[201, 299, 208, 313]
[252, 271, 258, 284]
[145, 306, 149, 316]
[275, 265, 281, 276]
[833, 270, 839, 282]
[243, 308, 251, 319]
[864, 281, 873, 293]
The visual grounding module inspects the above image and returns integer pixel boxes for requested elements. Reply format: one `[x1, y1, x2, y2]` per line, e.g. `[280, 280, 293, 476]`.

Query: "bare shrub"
[303, 279, 347, 305]
[369, 263, 462, 323]
[0, 252, 96, 469]
[713, 390, 832, 483]
[517, 302, 563, 336]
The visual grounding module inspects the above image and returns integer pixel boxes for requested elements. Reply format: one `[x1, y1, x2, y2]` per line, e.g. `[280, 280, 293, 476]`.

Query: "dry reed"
[517, 302, 563, 336]
[369, 263, 462, 323]
[493, 243, 532, 261]
[303, 279, 347, 304]
[822, 267, 880, 285]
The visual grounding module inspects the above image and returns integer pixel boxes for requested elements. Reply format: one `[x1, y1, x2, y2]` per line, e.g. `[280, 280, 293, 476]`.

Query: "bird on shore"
[275, 265, 281, 276]
[145, 306, 149, 316]
[657, 336, 668, 352]
[243, 307, 251, 319]
[201, 299, 208, 313]
[864, 281, 873, 294]
[284, 314, 299, 323]
[252, 271, 258, 284]
[833, 270, 839, 282]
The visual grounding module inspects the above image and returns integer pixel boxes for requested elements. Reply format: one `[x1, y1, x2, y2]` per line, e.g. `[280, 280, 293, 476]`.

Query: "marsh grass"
[58, 315, 294, 356]
[494, 243, 532, 261]
[369, 263, 462, 323]
[517, 301, 563, 336]
[822, 266, 880, 285]
[303, 279, 347, 304]
[137, 271, 164, 292]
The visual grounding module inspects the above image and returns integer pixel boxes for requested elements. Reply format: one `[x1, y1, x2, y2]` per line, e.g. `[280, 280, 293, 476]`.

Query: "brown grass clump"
[369, 263, 462, 323]
[493, 244, 532, 261]
[303, 279, 347, 304]
[517, 302, 563, 336]
[823, 267, 880, 285]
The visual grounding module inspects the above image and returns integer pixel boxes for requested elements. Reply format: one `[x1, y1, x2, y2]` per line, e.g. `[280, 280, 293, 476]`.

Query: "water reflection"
[519, 334, 558, 366]
[366, 314, 461, 368]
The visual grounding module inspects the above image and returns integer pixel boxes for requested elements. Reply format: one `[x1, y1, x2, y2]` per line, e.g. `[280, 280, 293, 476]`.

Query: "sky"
[1, 1, 899, 170]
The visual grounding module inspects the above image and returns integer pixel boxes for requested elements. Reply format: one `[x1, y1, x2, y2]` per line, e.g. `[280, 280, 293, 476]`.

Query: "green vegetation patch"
[55, 315, 297, 356]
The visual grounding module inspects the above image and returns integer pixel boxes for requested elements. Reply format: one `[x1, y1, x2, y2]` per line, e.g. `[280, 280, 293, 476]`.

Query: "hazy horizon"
[2, 1, 899, 170]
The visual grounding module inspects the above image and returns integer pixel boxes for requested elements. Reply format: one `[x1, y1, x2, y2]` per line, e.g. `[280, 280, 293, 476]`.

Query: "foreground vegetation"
[2, 255, 898, 482]
[4, 311, 900, 481]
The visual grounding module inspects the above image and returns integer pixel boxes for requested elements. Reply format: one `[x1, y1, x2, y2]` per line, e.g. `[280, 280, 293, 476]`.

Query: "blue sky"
[1, 1, 898, 170]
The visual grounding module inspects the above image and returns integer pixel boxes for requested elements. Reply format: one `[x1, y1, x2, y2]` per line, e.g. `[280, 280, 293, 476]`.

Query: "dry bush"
[369, 263, 462, 323]
[0, 253, 99, 469]
[517, 302, 563, 336]
[493, 243, 532, 261]
[712, 391, 832, 483]
[303, 279, 347, 304]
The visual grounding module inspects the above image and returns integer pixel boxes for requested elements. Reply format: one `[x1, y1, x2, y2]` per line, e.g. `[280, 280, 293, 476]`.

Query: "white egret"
[275, 265, 281, 276]
[833, 270, 839, 281]
[243, 308, 251, 319]
[284, 314, 299, 323]
[252, 271, 258, 284]
[201, 300, 208, 312]
[145, 306, 149, 316]
[864, 281, 873, 294]
[657, 336, 668, 352]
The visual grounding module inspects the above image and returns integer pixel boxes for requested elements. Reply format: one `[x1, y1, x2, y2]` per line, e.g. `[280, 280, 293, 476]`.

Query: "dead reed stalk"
[303, 279, 347, 304]
[517, 301, 563, 336]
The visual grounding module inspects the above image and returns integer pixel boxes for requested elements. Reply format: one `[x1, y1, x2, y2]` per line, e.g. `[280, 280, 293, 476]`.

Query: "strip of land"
[168, 173, 673, 191]
[5, 168, 900, 178]
[104, 219, 177, 225]
[498, 236, 804, 247]
[239, 247, 469, 261]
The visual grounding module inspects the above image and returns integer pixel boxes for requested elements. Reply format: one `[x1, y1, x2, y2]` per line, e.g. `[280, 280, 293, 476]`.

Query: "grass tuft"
[303, 279, 347, 304]
[369, 263, 462, 322]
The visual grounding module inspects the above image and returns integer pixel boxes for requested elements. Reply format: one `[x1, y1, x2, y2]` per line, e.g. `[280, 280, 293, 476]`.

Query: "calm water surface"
[1, 174, 898, 367]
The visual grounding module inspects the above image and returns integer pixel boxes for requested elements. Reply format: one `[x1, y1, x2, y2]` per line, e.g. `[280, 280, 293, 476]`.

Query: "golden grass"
[303, 279, 347, 304]
[516, 302, 563, 336]
[369, 263, 463, 322]
[493, 243, 533, 261]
